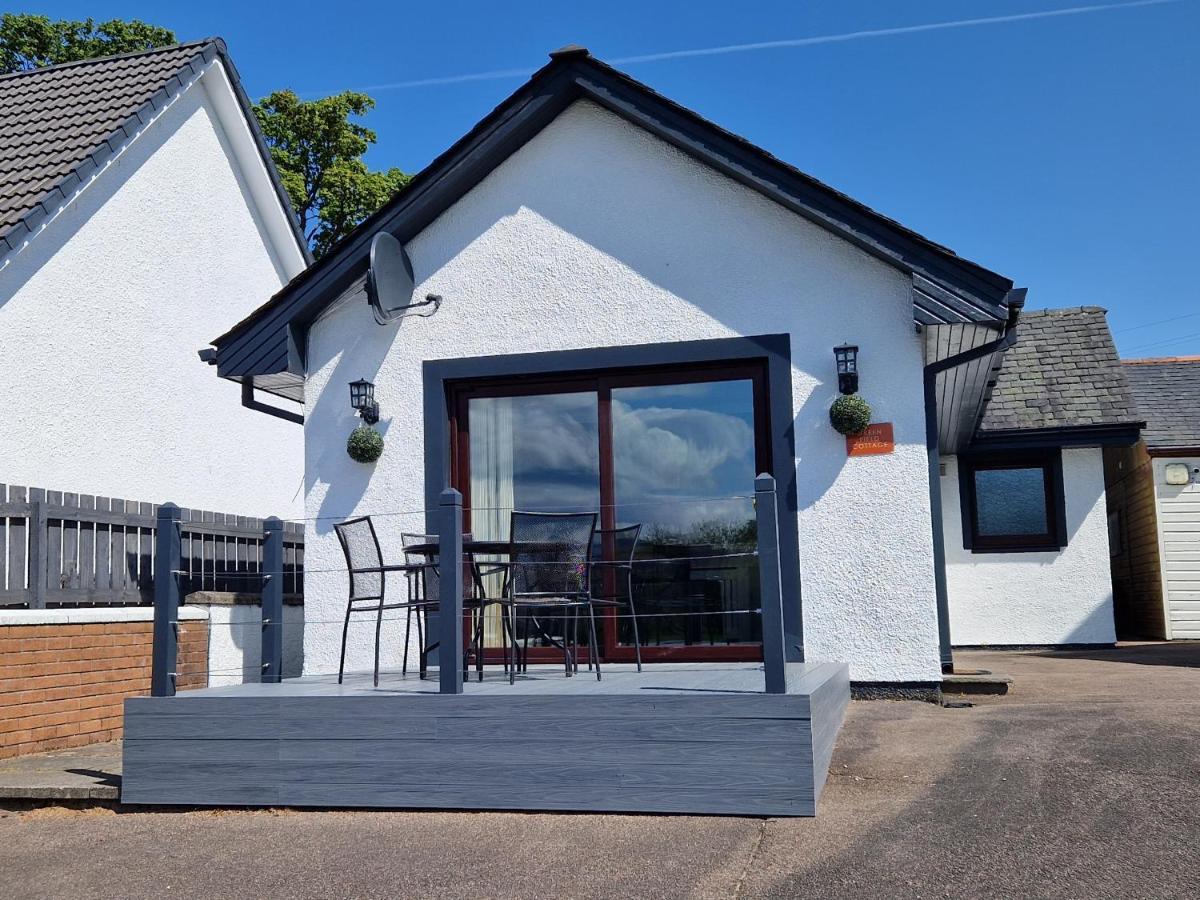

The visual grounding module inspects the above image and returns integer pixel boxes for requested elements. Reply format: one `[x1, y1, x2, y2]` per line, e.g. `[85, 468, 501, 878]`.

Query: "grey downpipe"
[923, 290, 1025, 673]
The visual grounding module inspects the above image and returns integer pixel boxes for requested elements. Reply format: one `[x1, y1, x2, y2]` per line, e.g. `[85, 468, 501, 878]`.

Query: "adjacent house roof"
[0, 39, 308, 260]
[209, 45, 1020, 401]
[1122, 357, 1200, 451]
[972, 307, 1143, 447]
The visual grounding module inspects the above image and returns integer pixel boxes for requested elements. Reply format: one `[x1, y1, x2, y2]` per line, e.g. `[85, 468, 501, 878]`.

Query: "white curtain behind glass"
[469, 397, 514, 647]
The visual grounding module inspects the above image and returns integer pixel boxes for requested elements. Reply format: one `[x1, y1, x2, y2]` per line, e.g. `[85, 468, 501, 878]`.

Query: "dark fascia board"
[1146, 445, 1200, 456]
[210, 50, 1014, 378]
[969, 421, 1145, 451]
[0, 39, 311, 266]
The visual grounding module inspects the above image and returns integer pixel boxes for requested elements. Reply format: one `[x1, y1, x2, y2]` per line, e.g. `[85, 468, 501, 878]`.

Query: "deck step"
[941, 672, 1012, 695]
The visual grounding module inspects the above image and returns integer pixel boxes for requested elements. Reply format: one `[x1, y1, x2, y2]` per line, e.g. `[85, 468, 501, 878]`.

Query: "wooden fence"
[0, 483, 303, 608]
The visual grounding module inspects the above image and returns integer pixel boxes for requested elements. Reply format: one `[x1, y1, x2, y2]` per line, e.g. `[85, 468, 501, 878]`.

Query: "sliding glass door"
[451, 363, 769, 662]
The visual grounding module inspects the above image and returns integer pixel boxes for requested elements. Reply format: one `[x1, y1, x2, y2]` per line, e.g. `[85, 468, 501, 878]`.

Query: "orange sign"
[846, 423, 894, 456]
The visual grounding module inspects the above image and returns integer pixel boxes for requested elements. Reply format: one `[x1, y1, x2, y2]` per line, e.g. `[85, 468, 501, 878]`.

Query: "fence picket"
[79, 493, 96, 591]
[8, 486, 28, 601]
[62, 492, 80, 590]
[0, 484, 8, 596]
[46, 489, 63, 595]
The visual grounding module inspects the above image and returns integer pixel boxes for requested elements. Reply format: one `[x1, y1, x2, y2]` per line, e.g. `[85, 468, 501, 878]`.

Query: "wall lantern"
[348, 378, 380, 425]
[833, 344, 859, 395]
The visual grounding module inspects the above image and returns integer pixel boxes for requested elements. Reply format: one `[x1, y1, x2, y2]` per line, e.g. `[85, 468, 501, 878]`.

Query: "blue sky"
[25, 0, 1199, 356]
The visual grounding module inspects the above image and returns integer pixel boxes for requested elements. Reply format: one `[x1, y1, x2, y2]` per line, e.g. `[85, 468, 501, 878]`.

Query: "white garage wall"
[302, 100, 943, 683]
[0, 69, 303, 518]
[1152, 456, 1200, 639]
[942, 448, 1117, 645]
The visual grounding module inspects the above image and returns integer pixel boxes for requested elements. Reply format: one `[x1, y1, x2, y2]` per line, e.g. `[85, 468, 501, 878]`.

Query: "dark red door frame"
[447, 360, 770, 663]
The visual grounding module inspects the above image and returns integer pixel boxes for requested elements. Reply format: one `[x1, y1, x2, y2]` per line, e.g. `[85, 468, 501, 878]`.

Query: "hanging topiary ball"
[829, 394, 872, 436]
[347, 425, 384, 463]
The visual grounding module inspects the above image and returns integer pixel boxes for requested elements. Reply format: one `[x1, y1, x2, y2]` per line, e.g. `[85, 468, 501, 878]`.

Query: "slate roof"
[0, 39, 307, 259]
[976, 307, 1142, 437]
[1122, 358, 1200, 450]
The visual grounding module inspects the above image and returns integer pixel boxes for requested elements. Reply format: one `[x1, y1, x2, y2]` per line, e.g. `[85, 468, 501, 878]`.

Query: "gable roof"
[1122, 357, 1200, 451]
[0, 38, 309, 262]
[972, 307, 1143, 447]
[209, 46, 1019, 398]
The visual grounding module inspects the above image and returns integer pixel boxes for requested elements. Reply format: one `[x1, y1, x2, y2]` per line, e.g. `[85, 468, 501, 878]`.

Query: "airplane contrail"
[330, 0, 1179, 93]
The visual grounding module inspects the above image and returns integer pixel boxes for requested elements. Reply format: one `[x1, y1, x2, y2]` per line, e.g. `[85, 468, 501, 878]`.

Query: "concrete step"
[0, 741, 121, 802]
[941, 671, 1012, 695]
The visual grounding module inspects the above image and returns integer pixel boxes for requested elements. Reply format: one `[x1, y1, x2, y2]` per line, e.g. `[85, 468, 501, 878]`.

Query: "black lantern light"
[349, 378, 380, 424]
[833, 344, 859, 395]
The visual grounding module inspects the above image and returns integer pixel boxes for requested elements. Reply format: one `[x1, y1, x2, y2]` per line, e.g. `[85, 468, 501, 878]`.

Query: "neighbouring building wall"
[1151, 455, 1200, 639]
[302, 100, 942, 684]
[0, 71, 303, 517]
[942, 448, 1116, 645]
[1104, 442, 1166, 638]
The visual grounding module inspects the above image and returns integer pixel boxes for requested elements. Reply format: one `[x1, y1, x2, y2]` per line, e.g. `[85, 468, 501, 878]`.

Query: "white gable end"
[304, 99, 941, 682]
[0, 70, 303, 515]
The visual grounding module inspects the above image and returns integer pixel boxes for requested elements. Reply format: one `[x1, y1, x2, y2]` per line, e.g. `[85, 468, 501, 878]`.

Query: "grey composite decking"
[122, 661, 850, 816]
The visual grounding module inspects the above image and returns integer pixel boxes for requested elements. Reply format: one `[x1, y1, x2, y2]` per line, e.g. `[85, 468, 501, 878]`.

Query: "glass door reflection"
[467, 391, 599, 649]
[610, 380, 761, 655]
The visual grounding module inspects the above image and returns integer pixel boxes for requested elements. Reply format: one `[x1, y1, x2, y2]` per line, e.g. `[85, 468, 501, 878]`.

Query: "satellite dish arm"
[368, 292, 441, 326]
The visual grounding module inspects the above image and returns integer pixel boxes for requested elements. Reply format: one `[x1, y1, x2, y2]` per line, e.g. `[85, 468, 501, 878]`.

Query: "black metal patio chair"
[333, 518, 481, 686]
[401, 532, 492, 681]
[489, 511, 600, 684]
[589, 524, 643, 671]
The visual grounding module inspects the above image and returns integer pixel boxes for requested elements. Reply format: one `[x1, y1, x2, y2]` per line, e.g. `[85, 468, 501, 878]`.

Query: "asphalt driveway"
[2, 643, 1198, 899]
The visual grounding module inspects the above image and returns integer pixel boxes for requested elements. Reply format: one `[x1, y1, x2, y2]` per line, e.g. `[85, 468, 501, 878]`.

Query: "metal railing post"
[755, 474, 788, 694]
[438, 488, 464, 694]
[262, 517, 284, 683]
[151, 503, 182, 697]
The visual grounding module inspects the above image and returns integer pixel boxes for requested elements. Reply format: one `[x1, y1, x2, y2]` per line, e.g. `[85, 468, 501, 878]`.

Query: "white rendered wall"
[302, 100, 943, 683]
[942, 448, 1117, 645]
[203, 603, 305, 686]
[0, 72, 304, 517]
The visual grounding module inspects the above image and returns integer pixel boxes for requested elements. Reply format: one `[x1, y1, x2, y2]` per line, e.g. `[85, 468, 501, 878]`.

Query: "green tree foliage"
[0, 13, 175, 72]
[254, 90, 410, 257]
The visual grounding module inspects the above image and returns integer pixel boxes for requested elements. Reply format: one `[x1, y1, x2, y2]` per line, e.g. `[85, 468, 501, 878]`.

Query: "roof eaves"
[211, 47, 1017, 363]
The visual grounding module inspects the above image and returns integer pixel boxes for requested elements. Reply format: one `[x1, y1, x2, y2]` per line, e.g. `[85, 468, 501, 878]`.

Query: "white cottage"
[0, 40, 308, 515]
[208, 47, 1139, 690]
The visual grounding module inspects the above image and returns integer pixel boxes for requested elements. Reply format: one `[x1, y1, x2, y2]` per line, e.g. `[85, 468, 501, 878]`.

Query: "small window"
[959, 451, 1066, 552]
[1107, 510, 1123, 557]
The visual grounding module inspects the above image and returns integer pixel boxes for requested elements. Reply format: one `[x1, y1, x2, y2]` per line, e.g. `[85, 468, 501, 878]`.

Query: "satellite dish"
[365, 232, 441, 326]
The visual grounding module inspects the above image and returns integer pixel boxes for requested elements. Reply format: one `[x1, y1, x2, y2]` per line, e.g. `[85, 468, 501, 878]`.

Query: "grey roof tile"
[1122, 358, 1200, 450]
[976, 307, 1142, 435]
[0, 39, 309, 264]
[0, 41, 210, 248]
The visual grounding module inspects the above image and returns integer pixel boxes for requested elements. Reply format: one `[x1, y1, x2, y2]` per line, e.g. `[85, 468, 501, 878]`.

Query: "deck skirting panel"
[122, 662, 849, 816]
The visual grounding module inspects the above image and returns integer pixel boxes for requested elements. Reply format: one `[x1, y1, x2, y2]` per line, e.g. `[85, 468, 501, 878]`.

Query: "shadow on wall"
[1059, 598, 1119, 645]
[310, 319, 398, 537]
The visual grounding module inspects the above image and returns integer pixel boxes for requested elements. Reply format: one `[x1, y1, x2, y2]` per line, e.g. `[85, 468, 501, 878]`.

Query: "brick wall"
[0, 619, 208, 759]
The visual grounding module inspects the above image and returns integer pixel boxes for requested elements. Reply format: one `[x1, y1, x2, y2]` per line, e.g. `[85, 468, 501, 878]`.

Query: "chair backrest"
[334, 517, 383, 601]
[594, 524, 642, 566]
[509, 511, 597, 597]
[591, 524, 642, 600]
